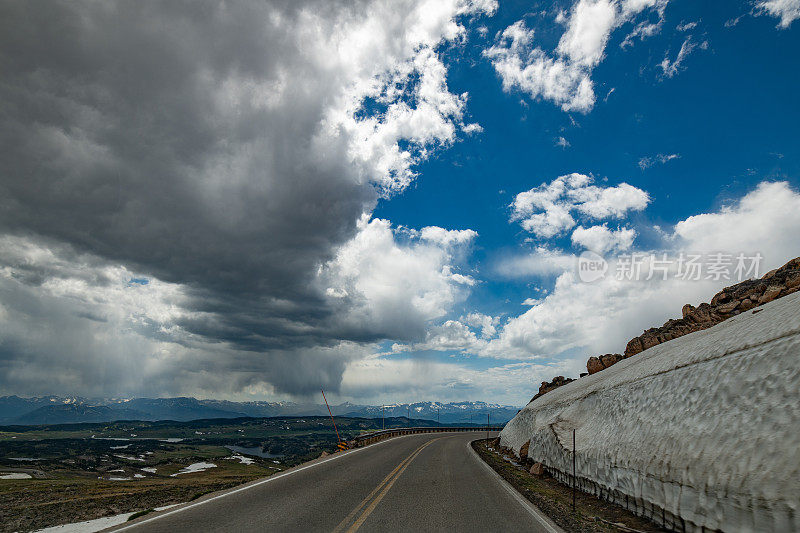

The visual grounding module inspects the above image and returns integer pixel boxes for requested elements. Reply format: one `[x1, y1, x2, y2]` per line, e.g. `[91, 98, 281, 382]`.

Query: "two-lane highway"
[109, 432, 562, 533]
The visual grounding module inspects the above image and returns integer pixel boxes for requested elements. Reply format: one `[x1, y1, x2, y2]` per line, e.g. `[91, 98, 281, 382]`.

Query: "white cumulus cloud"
[320, 215, 479, 342]
[480, 180, 800, 361]
[510, 173, 650, 239]
[757, 0, 800, 28]
[571, 224, 637, 253]
[484, 0, 669, 112]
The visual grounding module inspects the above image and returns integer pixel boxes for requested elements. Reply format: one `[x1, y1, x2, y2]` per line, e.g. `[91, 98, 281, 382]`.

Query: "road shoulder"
[471, 440, 667, 533]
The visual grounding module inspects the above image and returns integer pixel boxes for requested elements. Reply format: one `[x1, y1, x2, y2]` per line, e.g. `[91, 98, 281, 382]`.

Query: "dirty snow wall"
[500, 292, 800, 533]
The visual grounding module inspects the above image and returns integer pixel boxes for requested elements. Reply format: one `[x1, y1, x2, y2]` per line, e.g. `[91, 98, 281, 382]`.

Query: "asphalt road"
[110, 432, 562, 533]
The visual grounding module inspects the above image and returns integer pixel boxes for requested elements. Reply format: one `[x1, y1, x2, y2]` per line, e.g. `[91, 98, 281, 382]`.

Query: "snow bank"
[500, 291, 800, 532]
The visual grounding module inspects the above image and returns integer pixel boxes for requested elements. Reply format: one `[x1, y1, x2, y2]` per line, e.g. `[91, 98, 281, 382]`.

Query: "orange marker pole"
[321, 389, 342, 445]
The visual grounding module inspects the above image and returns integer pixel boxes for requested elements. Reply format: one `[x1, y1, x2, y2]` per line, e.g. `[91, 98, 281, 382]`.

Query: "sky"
[0, 0, 798, 406]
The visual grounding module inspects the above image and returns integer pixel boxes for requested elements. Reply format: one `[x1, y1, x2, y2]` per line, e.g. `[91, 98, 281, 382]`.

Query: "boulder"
[681, 304, 695, 318]
[587, 356, 604, 375]
[600, 353, 621, 369]
[530, 462, 544, 476]
[739, 298, 756, 311]
[716, 300, 740, 314]
[624, 337, 643, 357]
[531, 376, 575, 401]
[711, 290, 730, 306]
[759, 286, 782, 304]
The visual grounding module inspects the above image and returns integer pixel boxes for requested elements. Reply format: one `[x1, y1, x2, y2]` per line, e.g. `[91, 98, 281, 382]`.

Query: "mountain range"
[0, 396, 519, 426]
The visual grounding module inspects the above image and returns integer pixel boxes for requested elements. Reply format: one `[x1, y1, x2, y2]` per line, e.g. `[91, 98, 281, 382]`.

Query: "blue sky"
[0, 0, 798, 405]
[366, 0, 800, 402]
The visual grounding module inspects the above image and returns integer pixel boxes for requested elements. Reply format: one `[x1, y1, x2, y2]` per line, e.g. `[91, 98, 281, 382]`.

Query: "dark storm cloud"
[0, 0, 483, 398]
[0, 2, 371, 338]
[0, 0, 384, 395]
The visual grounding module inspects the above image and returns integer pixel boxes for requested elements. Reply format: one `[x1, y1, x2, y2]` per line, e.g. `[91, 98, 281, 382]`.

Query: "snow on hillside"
[500, 291, 800, 532]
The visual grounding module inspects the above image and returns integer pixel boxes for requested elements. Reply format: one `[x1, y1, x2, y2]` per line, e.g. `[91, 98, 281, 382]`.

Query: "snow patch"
[170, 462, 217, 476]
[1, 473, 32, 479]
[34, 504, 184, 533]
[225, 454, 254, 465]
[34, 513, 134, 533]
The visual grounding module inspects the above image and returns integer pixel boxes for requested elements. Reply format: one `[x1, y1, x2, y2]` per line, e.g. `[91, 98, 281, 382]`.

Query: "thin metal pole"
[321, 390, 341, 444]
[572, 428, 576, 511]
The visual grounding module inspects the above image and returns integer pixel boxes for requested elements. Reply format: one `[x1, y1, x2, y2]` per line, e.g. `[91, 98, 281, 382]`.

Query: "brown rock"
[716, 300, 740, 314]
[739, 298, 755, 311]
[530, 462, 544, 476]
[687, 303, 722, 325]
[787, 273, 800, 289]
[710, 290, 730, 306]
[640, 332, 660, 351]
[531, 375, 575, 401]
[599, 353, 620, 368]
[758, 285, 782, 304]
[762, 268, 778, 280]
[624, 337, 643, 357]
[681, 304, 695, 318]
[519, 440, 530, 461]
[587, 356, 604, 375]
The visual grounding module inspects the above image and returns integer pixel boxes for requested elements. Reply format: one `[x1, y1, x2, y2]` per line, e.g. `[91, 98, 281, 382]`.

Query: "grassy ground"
[473, 439, 668, 533]
[0, 450, 280, 533]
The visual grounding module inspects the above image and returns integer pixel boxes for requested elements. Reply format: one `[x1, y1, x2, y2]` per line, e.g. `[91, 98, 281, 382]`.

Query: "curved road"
[109, 432, 561, 533]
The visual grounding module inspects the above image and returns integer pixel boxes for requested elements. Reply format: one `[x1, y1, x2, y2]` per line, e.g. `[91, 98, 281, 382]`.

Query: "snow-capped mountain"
[0, 396, 519, 426]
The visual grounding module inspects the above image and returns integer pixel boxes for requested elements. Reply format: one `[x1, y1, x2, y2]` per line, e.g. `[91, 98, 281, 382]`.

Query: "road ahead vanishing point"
[109, 432, 561, 533]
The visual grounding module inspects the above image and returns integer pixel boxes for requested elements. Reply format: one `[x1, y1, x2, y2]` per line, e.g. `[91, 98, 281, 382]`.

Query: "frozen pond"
[225, 445, 283, 459]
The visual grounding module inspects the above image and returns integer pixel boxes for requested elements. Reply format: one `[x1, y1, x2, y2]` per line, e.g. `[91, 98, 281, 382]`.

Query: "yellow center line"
[331, 438, 435, 533]
[339, 437, 444, 533]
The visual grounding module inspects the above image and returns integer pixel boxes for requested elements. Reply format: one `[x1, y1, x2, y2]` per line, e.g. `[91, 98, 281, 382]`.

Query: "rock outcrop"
[530, 376, 574, 402]
[531, 256, 800, 401]
[624, 257, 800, 358]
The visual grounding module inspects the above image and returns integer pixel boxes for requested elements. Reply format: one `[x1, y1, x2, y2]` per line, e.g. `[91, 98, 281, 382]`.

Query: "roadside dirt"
[472, 439, 668, 533]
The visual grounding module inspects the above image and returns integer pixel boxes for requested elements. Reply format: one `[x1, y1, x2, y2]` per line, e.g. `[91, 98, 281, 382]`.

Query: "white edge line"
[467, 440, 564, 533]
[108, 432, 438, 532]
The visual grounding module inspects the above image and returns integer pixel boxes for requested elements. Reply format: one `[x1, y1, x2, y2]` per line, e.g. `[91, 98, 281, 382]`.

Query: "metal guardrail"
[352, 426, 504, 447]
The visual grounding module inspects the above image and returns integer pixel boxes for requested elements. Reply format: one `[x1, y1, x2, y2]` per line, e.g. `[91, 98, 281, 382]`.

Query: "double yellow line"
[332, 437, 441, 533]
